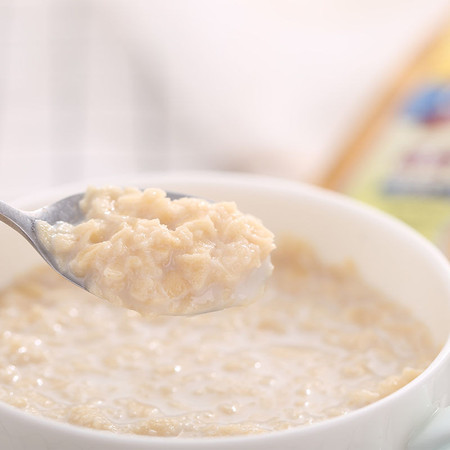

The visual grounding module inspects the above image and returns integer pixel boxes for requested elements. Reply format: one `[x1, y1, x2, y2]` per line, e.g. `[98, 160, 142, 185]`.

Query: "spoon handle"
[0, 201, 35, 246]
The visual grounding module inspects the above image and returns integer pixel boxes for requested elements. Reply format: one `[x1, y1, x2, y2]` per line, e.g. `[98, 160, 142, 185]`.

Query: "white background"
[0, 0, 449, 199]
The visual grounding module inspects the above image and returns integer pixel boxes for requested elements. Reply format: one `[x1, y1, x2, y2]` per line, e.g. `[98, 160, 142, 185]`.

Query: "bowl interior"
[0, 172, 450, 450]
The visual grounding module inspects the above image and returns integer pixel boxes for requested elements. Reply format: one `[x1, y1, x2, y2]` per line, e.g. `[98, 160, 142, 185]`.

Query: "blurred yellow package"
[323, 22, 450, 258]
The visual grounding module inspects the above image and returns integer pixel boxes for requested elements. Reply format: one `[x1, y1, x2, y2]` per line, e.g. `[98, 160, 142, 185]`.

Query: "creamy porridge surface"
[37, 186, 275, 316]
[0, 237, 437, 437]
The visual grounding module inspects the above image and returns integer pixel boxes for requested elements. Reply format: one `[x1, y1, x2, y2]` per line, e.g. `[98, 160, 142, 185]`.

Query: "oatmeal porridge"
[37, 186, 275, 316]
[0, 237, 437, 437]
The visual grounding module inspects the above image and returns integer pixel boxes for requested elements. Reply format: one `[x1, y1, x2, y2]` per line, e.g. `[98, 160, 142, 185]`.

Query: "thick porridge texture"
[37, 186, 275, 315]
[0, 238, 437, 437]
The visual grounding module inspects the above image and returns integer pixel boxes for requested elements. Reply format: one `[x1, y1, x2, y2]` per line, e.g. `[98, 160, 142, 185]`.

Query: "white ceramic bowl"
[0, 172, 450, 450]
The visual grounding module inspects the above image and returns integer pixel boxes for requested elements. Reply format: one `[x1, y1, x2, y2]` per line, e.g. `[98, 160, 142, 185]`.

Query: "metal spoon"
[0, 191, 188, 291]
